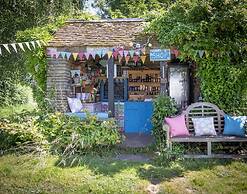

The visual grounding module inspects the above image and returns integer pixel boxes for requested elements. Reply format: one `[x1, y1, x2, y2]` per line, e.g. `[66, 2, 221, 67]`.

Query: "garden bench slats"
[164, 102, 247, 158]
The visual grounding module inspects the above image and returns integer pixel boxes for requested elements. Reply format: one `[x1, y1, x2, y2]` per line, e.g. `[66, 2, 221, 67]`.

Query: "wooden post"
[108, 57, 115, 117]
[207, 141, 212, 156]
[160, 62, 169, 95]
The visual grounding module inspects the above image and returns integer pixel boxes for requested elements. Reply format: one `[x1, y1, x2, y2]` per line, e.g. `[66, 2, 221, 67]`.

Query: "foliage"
[36, 112, 122, 163]
[150, 0, 247, 114]
[152, 95, 178, 151]
[0, 118, 47, 154]
[96, 0, 171, 19]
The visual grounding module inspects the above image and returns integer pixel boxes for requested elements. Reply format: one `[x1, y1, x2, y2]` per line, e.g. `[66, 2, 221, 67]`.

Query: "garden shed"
[47, 18, 199, 133]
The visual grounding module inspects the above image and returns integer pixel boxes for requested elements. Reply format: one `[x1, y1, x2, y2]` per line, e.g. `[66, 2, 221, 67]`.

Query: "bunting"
[125, 56, 130, 64]
[140, 55, 147, 63]
[0, 47, 2, 55]
[133, 55, 139, 64]
[107, 51, 113, 58]
[198, 50, 205, 58]
[0, 40, 45, 56]
[72, 53, 78, 61]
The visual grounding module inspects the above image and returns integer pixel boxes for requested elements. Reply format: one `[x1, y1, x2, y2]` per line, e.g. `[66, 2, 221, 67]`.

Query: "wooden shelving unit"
[128, 69, 161, 101]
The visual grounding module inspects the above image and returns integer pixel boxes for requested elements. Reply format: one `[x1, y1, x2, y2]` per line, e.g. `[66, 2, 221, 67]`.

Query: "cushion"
[165, 114, 189, 137]
[67, 97, 83, 113]
[223, 115, 246, 137]
[192, 117, 216, 136]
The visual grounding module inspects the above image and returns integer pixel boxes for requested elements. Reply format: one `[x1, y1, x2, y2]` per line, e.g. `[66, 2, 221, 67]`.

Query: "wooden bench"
[164, 102, 247, 158]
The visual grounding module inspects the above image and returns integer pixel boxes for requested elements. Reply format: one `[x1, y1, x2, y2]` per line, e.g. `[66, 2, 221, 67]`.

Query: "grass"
[0, 154, 247, 194]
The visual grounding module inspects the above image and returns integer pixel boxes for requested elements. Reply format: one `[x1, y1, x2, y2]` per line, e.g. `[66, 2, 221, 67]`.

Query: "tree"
[95, 0, 172, 19]
[150, 0, 247, 114]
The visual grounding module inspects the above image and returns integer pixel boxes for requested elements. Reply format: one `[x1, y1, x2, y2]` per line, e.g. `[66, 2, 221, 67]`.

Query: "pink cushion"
[165, 114, 189, 137]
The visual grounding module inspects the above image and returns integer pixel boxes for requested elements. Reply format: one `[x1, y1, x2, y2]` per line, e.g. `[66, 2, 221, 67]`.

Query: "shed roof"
[48, 18, 153, 48]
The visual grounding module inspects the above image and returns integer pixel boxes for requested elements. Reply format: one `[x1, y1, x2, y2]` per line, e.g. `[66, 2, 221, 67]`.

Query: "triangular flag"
[65, 52, 72, 59]
[91, 51, 96, 59]
[36, 40, 42, 48]
[0, 47, 2, 55]
[18, 43, 25, 52]
[10, 43, 18, 53]
[40, 40, 46, 46]
[205, 50, 209, 58]
[84, 52, 90, 60]
[129, 50, 134, 58]
[60, 52, 66, 59]
[25, 42, 31, 50]
[78, 52, 84, 60]
[141, 48, 146, 55]
[125, 56, 130, 64]
[119, 50, 124, 57]
[140, 55, 147, 64]
[96, 49, 102, 58]
[124, 50, 129, 57]
[107, 50, 113, 58]
[113, 50, 118, 59]
[133, 55, 139, 63]
[102, 49, 107, 57]
[55, 52, 60, 59]
[3, 44, 11, 53]
[135, 50, 140, 56]
[31, 41, 36, 49]
[198, 50, 205, 58]
[118, 56, 123, 63]
[72, 53, 79, 61]
[173, 49, 179, 58]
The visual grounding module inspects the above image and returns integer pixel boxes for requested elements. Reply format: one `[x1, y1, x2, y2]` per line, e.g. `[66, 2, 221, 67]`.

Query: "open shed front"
[47, 19, 197, 134]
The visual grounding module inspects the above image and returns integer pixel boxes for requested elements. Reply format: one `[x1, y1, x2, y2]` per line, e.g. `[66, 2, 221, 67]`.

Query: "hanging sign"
[150, 49, 171, 61]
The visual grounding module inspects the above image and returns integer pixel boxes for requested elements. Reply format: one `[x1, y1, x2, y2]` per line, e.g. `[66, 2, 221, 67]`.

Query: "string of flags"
[0, 40, 46, 55]
[47, 47, 148, 64]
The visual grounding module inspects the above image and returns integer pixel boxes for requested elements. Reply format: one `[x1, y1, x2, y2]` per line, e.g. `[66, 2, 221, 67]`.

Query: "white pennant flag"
[3, 44, 11, 53]
[11, 43, 18, 53]
[25, 42, 31, 50]
[18, 43, 25, 52]
[31, 41, 36, 49]
[36, 40, 42, 48]
[0, 47, 2, 55]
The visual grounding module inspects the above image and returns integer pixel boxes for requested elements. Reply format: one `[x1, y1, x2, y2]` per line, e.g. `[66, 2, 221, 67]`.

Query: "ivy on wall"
[149, 0, 247, 114]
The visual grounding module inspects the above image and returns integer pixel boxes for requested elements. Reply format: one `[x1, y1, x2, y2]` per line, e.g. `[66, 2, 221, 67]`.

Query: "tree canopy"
[150, 0, 247, 113]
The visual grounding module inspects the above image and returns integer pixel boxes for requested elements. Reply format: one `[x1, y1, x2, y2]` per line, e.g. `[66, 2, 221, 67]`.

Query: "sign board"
[150, 49, 171, 61]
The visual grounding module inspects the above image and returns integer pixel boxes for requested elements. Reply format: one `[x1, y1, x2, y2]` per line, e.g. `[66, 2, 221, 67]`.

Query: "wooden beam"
[107, 57, 115, 117]
[160, 62, 168, 95]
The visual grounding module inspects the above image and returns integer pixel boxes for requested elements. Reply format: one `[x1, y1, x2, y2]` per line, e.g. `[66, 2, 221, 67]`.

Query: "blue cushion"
[223, 115, 246, 137]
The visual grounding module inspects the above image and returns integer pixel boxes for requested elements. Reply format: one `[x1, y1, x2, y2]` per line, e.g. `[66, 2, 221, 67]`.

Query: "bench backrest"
[184, 102, 225, 134]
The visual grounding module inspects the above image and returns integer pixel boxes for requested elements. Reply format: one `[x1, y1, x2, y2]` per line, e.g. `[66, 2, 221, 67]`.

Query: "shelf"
[128, 82, 160, 86]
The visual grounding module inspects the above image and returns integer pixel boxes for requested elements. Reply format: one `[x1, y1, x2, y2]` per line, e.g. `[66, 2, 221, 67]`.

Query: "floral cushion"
[67, 97, 83, 113]
[165, 114, 189, 137]
[192, 117, 216, 136]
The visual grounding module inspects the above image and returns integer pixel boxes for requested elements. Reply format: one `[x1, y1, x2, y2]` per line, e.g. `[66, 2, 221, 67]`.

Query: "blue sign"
[150, 49, 171, 61]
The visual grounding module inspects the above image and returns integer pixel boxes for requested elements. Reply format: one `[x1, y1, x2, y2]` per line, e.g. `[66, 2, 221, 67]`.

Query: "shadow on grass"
[54, 153, 236, 184]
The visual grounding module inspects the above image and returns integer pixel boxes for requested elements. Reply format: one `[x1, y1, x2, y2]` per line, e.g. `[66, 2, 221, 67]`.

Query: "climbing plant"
[149, 0, 247, 114]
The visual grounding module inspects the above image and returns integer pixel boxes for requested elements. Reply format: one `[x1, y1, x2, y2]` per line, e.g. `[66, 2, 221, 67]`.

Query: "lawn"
[0, 154, 247, 194]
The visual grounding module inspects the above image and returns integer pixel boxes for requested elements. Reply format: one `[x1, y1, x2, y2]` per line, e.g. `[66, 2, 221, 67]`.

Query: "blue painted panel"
[150, 49, 171, 61]
[124, 101, 153, 134]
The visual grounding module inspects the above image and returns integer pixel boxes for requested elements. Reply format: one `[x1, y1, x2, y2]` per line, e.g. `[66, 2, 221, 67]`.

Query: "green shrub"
[152, 95, 178, 151]
[0, 118, 47, 154]
[37, 112, 122, 159]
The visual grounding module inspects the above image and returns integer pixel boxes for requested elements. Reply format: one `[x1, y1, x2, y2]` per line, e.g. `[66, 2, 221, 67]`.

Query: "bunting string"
[0, 40, 45, 56]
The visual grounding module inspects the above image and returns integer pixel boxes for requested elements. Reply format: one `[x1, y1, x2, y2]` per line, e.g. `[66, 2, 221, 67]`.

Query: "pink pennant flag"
[10, 43, 18, 53]
[125, 56, 130, 64]
[78, 52, 84, 60]
[119, 50, 124, 57]
[133, 55, 139, 63]
[173, 49, 179, 58]
[141, 48, 146, 55]
[113, 50, 118, 59]
[124, 50, 129, 57]
[135, 50, 140, 56]
[84, 52, 90, 60]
